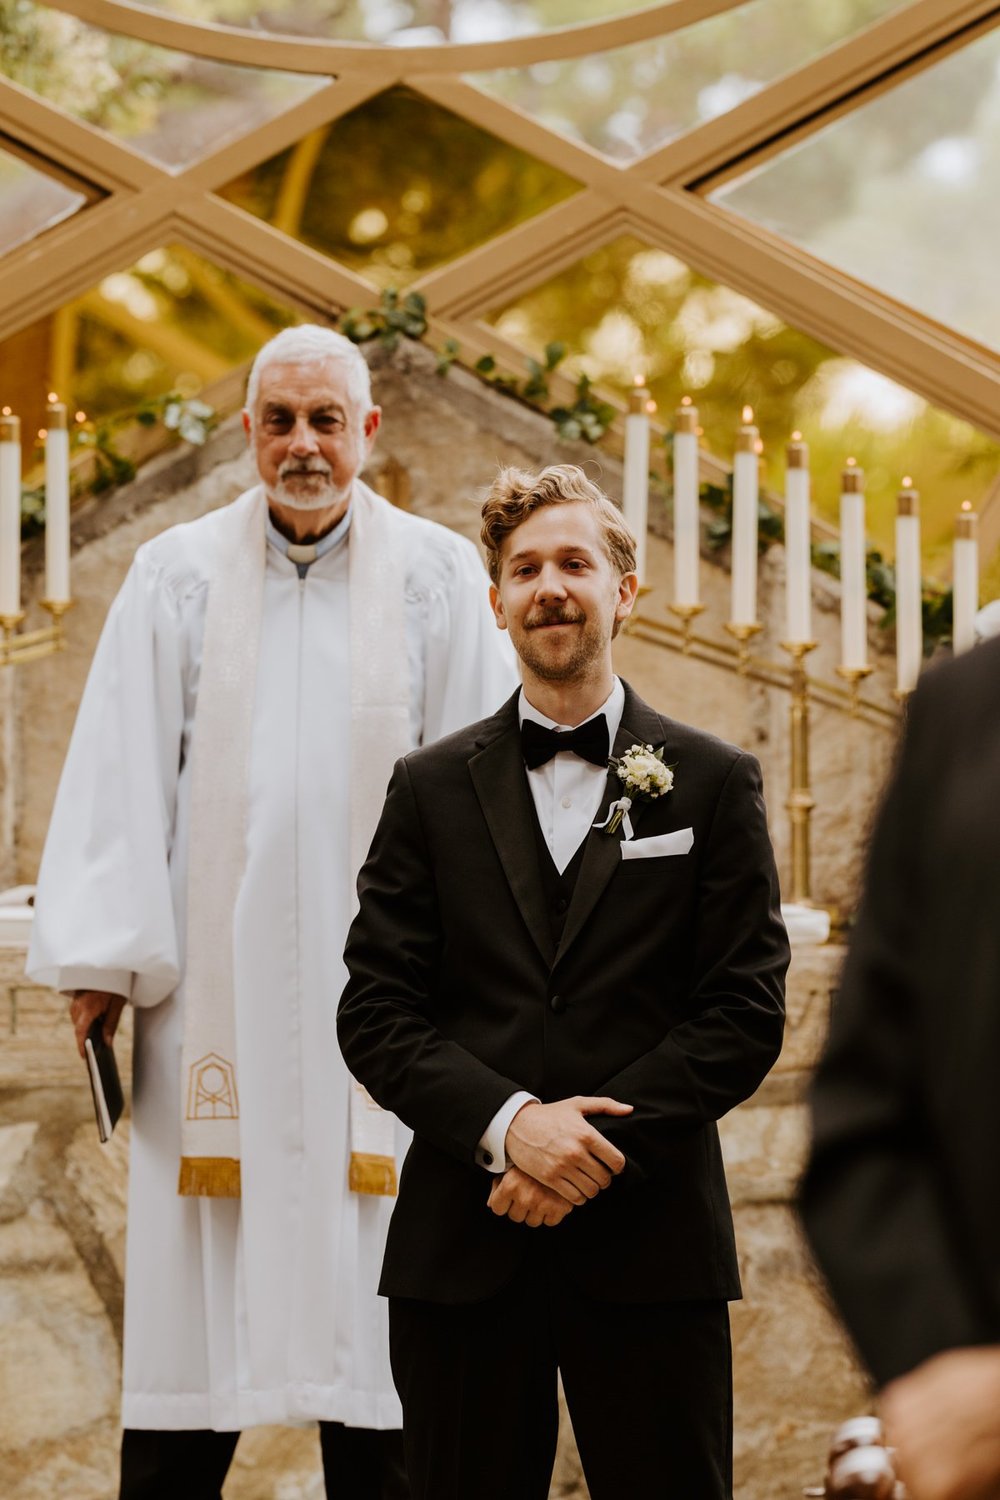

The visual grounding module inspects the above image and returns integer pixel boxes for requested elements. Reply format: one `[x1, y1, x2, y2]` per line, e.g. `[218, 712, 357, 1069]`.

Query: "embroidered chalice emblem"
[186, 1052, 239, 1120]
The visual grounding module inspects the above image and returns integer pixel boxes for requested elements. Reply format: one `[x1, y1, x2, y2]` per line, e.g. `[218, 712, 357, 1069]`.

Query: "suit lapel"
[554, 686, 668, 967]
[469, 702, 556, 967]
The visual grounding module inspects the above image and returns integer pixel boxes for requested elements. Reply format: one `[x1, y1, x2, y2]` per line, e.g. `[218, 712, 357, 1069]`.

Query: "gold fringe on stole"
[349, 1153, 398, 1197]
[178, 1157, 242, 1198]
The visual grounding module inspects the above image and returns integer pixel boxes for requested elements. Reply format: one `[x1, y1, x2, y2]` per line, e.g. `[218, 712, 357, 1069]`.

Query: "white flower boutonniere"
[594, 743, 674, 838]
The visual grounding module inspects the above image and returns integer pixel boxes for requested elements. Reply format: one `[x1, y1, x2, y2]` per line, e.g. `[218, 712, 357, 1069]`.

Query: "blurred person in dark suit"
[801, 634, 1000, 1500]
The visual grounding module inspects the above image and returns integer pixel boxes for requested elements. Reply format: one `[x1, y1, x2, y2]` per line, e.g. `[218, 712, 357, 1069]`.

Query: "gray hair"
[244, 324, 373, 422]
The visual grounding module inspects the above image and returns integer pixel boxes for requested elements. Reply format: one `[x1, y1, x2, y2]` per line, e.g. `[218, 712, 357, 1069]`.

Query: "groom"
[338, 463, 788, 1500]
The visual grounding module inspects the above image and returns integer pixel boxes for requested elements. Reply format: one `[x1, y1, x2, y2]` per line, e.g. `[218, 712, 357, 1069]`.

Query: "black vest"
[528, 795, 588, 947]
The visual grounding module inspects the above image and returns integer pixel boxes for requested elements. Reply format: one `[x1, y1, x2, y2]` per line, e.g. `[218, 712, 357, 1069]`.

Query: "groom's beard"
[514, 604, 609, 684]
[268, 457, 351, 513]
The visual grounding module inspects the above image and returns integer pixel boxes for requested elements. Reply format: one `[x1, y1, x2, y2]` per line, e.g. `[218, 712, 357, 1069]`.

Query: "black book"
[84, 1016, 124, 1143]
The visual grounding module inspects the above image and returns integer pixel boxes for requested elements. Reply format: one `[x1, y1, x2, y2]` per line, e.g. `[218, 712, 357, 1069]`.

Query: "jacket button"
[482, 1151, 494, 1166]
[550, 994, 566, 1015]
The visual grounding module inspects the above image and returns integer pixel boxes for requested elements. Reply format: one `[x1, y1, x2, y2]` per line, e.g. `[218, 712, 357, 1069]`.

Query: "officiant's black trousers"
[118, 1421, 409, 1500]
[390, 1260, 732, 1500]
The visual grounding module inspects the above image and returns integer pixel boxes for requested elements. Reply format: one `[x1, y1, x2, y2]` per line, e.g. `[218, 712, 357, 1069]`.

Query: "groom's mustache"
[525, 606, 586, 629]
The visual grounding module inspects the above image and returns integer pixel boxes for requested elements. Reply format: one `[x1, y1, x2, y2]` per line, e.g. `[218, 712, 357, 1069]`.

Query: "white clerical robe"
[28, 498, 517, 1430]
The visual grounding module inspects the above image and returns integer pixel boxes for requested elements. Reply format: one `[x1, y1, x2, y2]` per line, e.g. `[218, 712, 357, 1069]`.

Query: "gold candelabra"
[723, 620, 763, 673]
[627, 604, 899, 921]
[835, 663, 874, 715]
[781, 639, 817, 906]
[666, 601, 705, 653]
[1, 600, 74, 667]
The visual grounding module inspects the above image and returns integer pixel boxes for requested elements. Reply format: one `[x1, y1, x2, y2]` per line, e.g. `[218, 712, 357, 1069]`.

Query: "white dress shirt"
[476, 679, 625, 1172]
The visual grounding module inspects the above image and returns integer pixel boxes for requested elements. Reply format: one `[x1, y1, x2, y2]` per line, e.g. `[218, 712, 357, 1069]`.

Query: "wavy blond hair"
[480, 464, 636, 586]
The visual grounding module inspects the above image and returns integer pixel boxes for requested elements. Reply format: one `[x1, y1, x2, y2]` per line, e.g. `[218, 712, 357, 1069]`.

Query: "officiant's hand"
[69, 991, 126, 1059]
[504, 1097, 632, 1205]
[487, 1167, 574, 1228]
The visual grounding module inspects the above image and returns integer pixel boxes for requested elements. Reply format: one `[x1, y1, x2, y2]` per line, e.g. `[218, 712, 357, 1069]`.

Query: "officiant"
[27, 325, 516, 1500]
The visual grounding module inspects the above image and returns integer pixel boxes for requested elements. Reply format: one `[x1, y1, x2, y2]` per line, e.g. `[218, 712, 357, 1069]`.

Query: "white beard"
[266, 460, 352, 513]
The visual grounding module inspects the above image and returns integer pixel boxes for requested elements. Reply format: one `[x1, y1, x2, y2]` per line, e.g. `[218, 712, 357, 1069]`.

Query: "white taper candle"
[622, 376, 650, 587]
[953, 503, 978, 657]
[895, 480, 922, 694]
[784, 433, 812, 644]
[44, 397, 71, 605]
[672, 399, 699, 607]
[839, 462, 868, 671]
[730, 406, 759, 626]
[0, 413, 22, 620]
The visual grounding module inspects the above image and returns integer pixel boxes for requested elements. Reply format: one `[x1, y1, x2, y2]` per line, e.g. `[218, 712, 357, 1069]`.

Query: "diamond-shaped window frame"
[0, 0, 997, 438]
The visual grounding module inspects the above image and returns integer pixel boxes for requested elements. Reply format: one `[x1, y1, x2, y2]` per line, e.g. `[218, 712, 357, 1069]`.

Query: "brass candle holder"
[667, 601, 705, 652]
[835, 663, 874, 716]
[723, 619, 762, 673]
[1, 599, 74, 667]
[622, 584, 652, 635]
[780, 639, 819, 908]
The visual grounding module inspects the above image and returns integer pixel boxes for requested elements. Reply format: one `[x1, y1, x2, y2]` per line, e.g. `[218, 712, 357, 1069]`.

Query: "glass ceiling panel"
[487, 234, 1000, 576]
[0, 145, 87, 254]
[470, 0, 906, 162]
[0, 244, 297, 445]
[119, 0, 665, 44]
[0, 1, 326, 169]
[218, 86, 579, 288]
[711, 25, 1000, 353]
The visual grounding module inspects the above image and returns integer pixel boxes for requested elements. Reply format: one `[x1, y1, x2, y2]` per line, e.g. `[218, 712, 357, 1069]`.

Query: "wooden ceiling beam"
[44, 0, 748, 75]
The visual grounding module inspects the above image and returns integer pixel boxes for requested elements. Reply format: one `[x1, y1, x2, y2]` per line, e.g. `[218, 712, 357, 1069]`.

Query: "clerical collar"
[266, 502, 352, 573]
[518, 678, 624, 744]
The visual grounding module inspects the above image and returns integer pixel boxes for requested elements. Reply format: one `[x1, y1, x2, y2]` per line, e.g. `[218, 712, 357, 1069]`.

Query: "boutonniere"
[594, 743, 674, 838]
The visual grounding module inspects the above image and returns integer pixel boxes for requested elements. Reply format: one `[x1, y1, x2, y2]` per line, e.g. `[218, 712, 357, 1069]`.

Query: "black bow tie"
[520, 715, 610, 771]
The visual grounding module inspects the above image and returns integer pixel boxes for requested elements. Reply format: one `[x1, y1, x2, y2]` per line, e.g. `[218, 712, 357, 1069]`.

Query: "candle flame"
[47, 392, 58, 404]
[902, 475, 913, 488]
[741, 405, 754, 424]
[75, 410, 87, 423]
[1, 406, 10, 416]
[645, 399, 657, 415]
[681, 395, 692, 407]
[38, 429, 47, 440]
[845, 456, 857, 467]
[633, 373, 646, 387]
[961, 500, 973, 512]
[791, 430, 802, 442]
[754, 438, 764, 455]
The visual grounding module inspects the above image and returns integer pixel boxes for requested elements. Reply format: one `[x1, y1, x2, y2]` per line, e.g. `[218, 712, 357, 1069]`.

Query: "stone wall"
[1, 339, 891, 1497]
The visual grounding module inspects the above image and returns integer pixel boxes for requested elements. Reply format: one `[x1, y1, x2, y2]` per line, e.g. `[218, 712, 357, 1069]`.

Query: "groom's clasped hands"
[487, 1096, 633, 1228]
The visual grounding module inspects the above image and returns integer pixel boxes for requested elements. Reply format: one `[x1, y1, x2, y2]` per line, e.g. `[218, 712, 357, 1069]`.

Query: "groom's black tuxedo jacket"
[339, 682, 788, 1306]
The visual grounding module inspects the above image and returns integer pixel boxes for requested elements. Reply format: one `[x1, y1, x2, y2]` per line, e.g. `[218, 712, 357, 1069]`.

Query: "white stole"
[178, 481, 408, 1198]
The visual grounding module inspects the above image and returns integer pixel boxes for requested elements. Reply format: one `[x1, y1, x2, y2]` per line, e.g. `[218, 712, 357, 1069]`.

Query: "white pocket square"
[620, 827, 694, 861]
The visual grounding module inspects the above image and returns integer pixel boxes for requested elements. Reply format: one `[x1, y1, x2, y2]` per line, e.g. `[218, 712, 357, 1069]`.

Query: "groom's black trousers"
[389, 1252, 732, 1500]
[118, 1421, 408, 1499]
